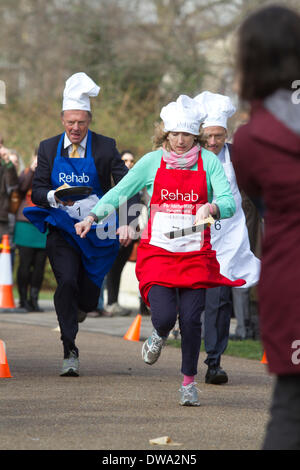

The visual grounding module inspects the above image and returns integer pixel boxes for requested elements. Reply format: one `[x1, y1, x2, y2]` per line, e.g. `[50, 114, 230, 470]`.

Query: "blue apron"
[24, 130, 119, 288]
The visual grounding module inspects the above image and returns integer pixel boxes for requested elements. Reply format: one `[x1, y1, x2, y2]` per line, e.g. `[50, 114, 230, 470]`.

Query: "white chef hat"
[160, 95, 207, 135]
[62, 72, 100, 112]
[194, 91, 236, 129]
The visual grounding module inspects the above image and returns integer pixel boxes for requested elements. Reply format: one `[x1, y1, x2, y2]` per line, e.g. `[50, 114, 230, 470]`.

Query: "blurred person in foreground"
[232, 5, 300, 450]
[193, 91, 261, 385]
[75, 95, 245, 406]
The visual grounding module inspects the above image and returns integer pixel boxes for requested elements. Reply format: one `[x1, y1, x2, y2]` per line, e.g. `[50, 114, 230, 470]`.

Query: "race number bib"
[60, 194, 100, 221]
[150, 211, 202, 253]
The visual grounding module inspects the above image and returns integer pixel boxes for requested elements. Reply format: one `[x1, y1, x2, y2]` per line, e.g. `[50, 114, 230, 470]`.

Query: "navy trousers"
[47, 228, 100, 357]
[148, 285, 205, 376]
[204, 286, 232, 368]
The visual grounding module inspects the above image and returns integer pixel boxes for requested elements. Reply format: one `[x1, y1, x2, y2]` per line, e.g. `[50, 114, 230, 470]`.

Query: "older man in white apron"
[194, 91, 261, 384]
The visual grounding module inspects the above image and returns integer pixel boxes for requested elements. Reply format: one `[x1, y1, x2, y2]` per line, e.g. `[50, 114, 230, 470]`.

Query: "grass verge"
[13, 288, 55, 301]
[14, 288, 264, 361]
[167, 338, 264, 361]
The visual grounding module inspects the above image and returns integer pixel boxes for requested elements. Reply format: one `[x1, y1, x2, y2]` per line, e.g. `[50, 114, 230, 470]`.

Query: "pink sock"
[182, 375, 194, 386]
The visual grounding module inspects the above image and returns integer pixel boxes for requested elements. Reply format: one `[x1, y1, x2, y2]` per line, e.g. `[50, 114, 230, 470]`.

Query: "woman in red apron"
[76, 95, 245, 406]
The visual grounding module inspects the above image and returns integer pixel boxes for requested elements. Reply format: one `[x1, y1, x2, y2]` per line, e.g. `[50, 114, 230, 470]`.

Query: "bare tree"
[1, 0, 298, 104]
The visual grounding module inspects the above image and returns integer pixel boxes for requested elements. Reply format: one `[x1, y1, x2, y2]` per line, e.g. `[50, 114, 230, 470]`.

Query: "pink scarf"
[162, 145, 200, 169]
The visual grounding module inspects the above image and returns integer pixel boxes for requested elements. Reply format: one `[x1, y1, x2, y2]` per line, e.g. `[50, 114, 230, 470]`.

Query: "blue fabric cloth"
[24, 206, 119, 288]
[52, 130, 104, 197]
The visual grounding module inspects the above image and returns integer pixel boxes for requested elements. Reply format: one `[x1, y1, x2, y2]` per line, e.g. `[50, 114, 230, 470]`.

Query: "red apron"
[135, 152, 245, 305]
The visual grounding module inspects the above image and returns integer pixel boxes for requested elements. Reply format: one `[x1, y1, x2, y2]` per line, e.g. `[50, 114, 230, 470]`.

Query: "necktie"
[69, 143, 80, 158]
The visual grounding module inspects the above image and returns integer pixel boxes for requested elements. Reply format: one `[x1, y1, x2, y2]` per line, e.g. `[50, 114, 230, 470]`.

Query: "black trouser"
[46, 228, 100, 357]
[17, 245, 47, 291]
[262, 375, 300, 450]
[0, 221, 9, 240]
[148, 285, 205, 376]
[106, 241, 134, 305]
[204, 286, 232, 368]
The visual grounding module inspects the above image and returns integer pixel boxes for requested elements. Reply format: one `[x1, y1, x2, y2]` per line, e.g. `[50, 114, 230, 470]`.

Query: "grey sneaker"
[60, 351, 79, 377]
[142, 330, 167, 365]
[179, 382, 201, 406]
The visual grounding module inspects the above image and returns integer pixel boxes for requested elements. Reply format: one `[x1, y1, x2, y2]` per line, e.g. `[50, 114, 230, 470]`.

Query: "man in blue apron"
[194, 91, 261, 384]
[30, 73, 134, 376]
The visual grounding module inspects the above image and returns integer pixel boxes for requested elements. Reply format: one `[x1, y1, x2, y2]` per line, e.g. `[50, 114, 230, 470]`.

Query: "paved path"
[0, 302, 273, 451]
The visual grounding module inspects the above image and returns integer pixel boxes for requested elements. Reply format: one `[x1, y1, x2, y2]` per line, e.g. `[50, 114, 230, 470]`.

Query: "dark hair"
[237, 5, 300, 101]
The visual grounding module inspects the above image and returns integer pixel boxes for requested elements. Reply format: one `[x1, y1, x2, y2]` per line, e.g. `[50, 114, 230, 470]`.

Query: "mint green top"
[91, 148, 235, 220]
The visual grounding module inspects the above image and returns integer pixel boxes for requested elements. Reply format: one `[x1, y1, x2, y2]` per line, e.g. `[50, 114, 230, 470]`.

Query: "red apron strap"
[197, 149, 203, 172]
[160, 158, 167, 169]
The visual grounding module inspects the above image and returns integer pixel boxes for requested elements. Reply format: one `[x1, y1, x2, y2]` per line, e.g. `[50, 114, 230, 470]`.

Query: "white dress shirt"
[47, 133, 88, 207]
[64, 133, 87, 158]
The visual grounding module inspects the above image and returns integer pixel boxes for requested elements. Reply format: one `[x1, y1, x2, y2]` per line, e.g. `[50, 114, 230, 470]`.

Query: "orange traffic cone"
[124, 314, 142, 342]
[0, 234, 16, 310]
[261, 351, 268, 364]
[0, 340, 12, 378]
